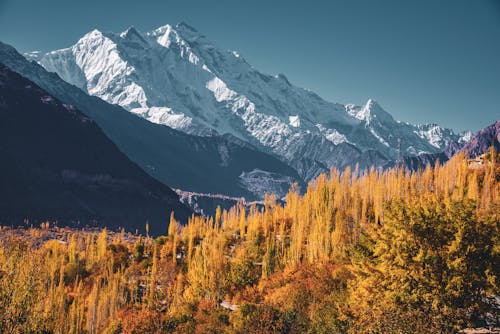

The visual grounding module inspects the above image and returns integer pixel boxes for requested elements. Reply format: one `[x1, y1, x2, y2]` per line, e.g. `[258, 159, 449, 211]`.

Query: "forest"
[0, 150, 498, 334]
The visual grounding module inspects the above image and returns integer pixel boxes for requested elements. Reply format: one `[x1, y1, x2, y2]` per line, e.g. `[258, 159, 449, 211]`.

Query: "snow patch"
[23, 51, 42, 62]
[370, 128, 390, 147]
[459, 131, 473, 144]
[415, 125, 445, 148]
[206, 77, 237, 102]
[316, 124, 349, 145]
[289, 115, 300, 127]
[131, 107, 194, 131]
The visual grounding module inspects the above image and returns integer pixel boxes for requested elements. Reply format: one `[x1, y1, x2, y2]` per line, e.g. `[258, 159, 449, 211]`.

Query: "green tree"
[348, 198, 499, 333]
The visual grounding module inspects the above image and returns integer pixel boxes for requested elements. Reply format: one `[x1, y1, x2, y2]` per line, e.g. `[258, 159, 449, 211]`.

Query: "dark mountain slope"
[461, 120, 500, 157]
[0, 64, 190, 235]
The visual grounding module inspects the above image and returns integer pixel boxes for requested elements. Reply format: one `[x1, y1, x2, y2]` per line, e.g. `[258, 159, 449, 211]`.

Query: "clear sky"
[0, 0, 499, 132]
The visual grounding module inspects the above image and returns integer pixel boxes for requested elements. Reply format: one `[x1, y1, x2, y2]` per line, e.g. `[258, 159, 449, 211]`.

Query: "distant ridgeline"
[403, 119, 500, 171]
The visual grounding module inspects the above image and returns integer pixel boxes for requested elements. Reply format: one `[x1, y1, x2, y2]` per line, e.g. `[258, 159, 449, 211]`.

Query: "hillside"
[0, 64, 191, 235]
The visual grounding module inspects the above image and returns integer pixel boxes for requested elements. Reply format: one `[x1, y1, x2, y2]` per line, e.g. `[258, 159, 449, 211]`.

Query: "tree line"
[0, 150, 498, 333]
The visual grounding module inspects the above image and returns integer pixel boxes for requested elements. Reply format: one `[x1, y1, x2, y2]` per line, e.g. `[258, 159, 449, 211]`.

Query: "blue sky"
[0, 0, 499, 131]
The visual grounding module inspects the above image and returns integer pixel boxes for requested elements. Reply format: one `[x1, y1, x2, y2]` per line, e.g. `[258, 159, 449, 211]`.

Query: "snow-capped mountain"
[34, 23, 467, 179]
[415, 123, 471, 150]
[402, 119, 498, 170]
[0, 41, 303, 201]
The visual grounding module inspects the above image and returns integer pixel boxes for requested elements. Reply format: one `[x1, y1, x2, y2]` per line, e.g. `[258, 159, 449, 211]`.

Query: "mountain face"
[460, 120, 500, 157]
[415, 123, 471, 151]
[34, 23, 469, 179]
[0, 64, 191, 235]
[400, 119, 499, 170]
[0, 41, 303, 200]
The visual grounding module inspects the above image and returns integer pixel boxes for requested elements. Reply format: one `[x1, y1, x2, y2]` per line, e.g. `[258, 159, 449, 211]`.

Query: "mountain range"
[461, 120, 500, 157]
[29, 23, 470, 181]
[0, 41, 303, 201]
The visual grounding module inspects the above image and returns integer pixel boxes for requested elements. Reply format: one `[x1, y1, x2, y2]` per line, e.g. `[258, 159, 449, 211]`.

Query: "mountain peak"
[76, 29, 105, 45]
[361, 99, 394, 123]
[347, 99, 377, 122]
[176, 21, 199, 32]
[344, 99, 396, 130]
[121, 26, 138, 37]
[365, 99, 387, 113]
[460, 119, 500, 157]
[120, 26, 148, 44]
[365, 98, 377, 108]
[23, 50, 42, 62]
[148, 24, 178, 48]
[152, 23, 173, 35]
[174, 22, 212, 46]
[85, 29, 104, 38]
[276, 73, 291, 86]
